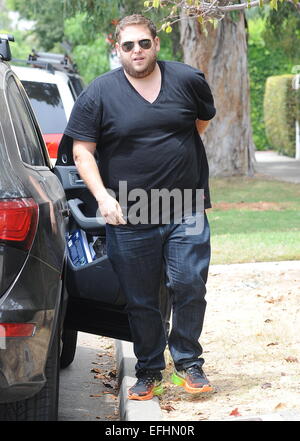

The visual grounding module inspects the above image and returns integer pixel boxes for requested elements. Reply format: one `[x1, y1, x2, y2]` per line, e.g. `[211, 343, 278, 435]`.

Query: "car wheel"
[0, 320, 60, 421]
[60, 328, 78, 369]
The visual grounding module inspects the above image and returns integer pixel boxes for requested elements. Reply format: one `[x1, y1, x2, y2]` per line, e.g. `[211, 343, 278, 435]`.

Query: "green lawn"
[207, 177, 300, 264]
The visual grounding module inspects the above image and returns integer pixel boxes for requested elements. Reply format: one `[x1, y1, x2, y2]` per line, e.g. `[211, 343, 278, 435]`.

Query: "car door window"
[6, 76, 46, 167]
[21, 80, 68, 134]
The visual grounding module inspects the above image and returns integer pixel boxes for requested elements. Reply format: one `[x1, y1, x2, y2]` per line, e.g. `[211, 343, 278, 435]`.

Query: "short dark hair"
[115, 14, 157, 42]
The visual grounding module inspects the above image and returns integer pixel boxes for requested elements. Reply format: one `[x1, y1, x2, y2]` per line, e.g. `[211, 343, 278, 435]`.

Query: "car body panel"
[0, 62, 67, 403]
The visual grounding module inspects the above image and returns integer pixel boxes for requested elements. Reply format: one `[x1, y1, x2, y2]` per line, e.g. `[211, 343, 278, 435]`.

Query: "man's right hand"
[98, 193, 127, 225]
[73, 140, 126, 226]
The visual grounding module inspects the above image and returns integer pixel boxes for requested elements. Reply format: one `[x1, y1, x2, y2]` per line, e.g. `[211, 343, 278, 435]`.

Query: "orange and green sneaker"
[171, 365, 213, 394]
[128, 372, 164, 401]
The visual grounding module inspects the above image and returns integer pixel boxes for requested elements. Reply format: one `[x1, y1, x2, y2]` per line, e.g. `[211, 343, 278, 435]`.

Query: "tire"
[60, 328, 78, 369]
[0, 321, 60, 421]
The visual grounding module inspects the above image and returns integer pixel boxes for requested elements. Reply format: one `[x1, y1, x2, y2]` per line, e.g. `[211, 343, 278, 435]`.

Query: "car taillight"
[0, 198, 38, 297]
[43, 133, 63, 159]
[0, 198, 38, 250]
[0, 323, 36, 337]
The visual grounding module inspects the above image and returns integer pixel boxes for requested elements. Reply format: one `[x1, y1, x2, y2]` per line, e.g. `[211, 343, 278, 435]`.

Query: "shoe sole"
[128, 384, 164, 401]
[171, 372, 213, 394]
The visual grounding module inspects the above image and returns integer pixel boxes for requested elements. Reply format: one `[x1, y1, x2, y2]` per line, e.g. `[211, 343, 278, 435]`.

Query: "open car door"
[54, 135, 132, 342]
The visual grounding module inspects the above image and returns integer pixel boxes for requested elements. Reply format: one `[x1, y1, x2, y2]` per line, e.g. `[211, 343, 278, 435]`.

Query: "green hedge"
[264, 75, 296, 157]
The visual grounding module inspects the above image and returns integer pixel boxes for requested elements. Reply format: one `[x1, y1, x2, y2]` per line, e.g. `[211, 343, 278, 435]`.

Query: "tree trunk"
[180, 12, 255, 176]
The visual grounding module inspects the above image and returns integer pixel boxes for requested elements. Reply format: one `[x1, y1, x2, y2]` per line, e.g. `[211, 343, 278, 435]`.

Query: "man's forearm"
[73, 141, 108, 203]
[73, 140, 126, 225]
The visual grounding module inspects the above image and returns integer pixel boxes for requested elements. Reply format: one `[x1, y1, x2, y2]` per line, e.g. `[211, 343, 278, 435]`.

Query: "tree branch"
[155, 0, 300, 24]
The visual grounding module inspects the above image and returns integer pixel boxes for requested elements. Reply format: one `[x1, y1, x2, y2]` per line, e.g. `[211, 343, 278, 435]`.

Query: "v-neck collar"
[121, 60, 165, 105]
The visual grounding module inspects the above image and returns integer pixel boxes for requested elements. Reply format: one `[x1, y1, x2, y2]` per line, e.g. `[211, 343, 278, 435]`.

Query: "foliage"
[0, 1, 36, 60]
[141, 0, 296, 34]
[63, 13, 109, 84]
[8, 0, 65, 50]
[264, 74, 296, 156]
[247, 17, 294, 151]
[262, 1, 300, 62]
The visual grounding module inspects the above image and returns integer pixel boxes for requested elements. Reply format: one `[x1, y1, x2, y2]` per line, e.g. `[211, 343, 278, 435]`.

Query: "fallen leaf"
[284, 356, 299, 363]
[108, 370, 117, 378]
[91, 368, 102, 374]
[266, 296, 284, 304]
[103, 392, 117, 399]
[274, 402, 286, 410]
[90, 394, 103, 397]
[261, 382, 272, 389]
[267, 342, 278, 346]
[161, 405, 175, 412]
[230, 408, 241, 417]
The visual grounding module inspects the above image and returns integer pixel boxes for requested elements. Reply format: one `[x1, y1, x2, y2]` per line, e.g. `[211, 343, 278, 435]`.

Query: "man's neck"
[124, 62, 160, 85]
[123, 62, 162, 104]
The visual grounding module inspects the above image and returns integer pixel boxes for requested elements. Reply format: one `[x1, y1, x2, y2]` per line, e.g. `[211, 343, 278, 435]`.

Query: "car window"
[7, 76, 46, 167]
[68, 77, 84, 99]
[21, 80, 68, 134]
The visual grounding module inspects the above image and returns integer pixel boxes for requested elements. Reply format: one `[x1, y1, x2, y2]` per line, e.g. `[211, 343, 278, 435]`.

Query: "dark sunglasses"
[121, 39, 152, 53]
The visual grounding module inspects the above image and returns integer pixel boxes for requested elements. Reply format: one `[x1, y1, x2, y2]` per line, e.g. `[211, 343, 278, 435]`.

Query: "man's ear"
[154, 36, 160, 53]
[115, 42, 120, 57]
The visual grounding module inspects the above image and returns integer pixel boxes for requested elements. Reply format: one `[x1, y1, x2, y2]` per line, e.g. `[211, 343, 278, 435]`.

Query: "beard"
[120, 53, 157, 79]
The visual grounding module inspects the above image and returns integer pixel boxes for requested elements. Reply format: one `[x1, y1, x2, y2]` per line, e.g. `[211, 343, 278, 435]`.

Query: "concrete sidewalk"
[254, 150, 300, 184]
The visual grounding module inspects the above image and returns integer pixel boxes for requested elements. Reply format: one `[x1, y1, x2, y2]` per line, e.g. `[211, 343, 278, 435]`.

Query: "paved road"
[58, 332, 119, 421]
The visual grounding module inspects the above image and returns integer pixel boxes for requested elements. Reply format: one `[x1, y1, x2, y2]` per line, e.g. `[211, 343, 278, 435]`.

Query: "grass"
[207, 177, 300, 264]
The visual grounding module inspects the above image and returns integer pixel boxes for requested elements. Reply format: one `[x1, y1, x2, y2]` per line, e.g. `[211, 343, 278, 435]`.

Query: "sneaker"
[171, 365, 213, 394]
[128, 372, 164, 401]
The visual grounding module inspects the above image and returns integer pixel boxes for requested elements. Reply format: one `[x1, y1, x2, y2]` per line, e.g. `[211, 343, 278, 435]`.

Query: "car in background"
[11, 51, 84, 164]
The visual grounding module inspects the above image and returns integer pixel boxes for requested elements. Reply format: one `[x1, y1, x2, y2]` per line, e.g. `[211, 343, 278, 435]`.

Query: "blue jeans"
[106, 212, 211, 376]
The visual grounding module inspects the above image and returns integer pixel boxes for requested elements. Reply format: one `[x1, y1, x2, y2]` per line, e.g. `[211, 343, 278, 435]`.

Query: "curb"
[115, 340, 163, 421]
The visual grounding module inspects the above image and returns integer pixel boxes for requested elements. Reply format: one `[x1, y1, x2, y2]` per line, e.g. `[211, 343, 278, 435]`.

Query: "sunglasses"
[121, 39, 152, 53]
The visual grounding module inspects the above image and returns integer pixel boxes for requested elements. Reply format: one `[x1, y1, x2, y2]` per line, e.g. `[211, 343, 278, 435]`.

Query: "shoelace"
[186, 366, 205, 378]
[136, 375, 159, 386]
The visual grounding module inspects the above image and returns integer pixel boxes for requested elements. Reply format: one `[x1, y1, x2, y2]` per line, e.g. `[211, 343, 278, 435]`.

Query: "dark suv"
[0, 35, 133, 421]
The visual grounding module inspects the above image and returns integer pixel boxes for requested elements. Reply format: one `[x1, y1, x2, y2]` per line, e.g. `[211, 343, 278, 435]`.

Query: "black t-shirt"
[64, 60, 216, 226]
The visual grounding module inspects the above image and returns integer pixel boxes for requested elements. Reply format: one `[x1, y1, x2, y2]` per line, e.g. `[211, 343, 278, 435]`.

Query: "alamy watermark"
[96, 181, 205, 235]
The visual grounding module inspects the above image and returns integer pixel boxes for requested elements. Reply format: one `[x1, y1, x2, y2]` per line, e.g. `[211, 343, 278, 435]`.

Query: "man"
[64, 14, 216, 401]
